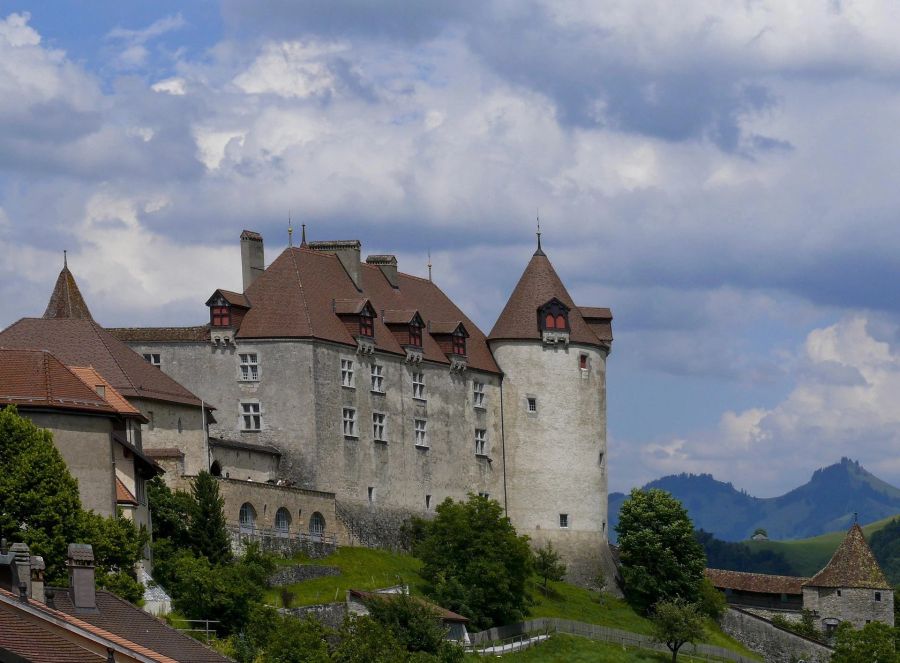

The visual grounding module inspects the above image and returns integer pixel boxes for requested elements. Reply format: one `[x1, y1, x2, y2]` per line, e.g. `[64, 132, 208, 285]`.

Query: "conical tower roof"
[43, 258, 93, 321]
[488, 244, 603, 347]
[803, 523, 891, 589]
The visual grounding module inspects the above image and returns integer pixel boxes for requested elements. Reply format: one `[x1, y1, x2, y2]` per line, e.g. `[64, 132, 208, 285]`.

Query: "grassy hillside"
[267, 547, 759, 659]
[744, 514, 899, 576]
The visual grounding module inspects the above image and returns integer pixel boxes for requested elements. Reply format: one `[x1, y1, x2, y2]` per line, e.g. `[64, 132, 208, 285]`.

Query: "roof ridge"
[88, 321, 140, 396]
[288, 248, 314, 335]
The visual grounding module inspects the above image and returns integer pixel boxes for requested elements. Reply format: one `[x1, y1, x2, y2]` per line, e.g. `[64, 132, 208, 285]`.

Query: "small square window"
[239, 353, 259, 381]
[342, 408, 357, 437]
[527, 397, 537, 413]
[473, 381, 485, 409]
[412, 371, 425, 400]
[143, 353, 161, 367]
[370, 364, 384, 392]
[475, 429, 487, 456]
[368, 487, 375, 503]
[341, 359, 355, 388]
[559, 513, 569, 528]
[414, 419, 428, 448]
[241, 402, 261, 431]
[372, 413, 386, 442]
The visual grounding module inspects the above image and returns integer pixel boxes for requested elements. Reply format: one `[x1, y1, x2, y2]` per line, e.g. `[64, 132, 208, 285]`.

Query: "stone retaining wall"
[269, 565, 341, 586]
[721, 608, 833, 663]
[279, 603, 347, 630]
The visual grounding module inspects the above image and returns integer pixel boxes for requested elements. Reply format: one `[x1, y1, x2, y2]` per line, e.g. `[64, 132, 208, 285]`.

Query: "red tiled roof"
[488, 249, 610, 348]
[803, 524, 891, 589]
[429, 321, 466, 335]
[382, 309, 421, 325]
[43, 265, 93, 321]
[348, 589, 469, 623]
[0, 600, 106, 662]
[706, 568, 807, 595]
[216, 290, 250, 308]
[116, 477, 138, 505]
[108, 327, 210, 343]
[0, 348, 116, 416]
[334, 298, 371, 315]
[69, 367, 144, 418]
[49, 588, 230, 663]
[0, 319, 203, 407]
[234, 247, 499, 373]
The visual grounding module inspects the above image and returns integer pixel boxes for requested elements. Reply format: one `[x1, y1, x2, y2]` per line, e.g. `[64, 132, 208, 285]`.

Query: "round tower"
[488, 235, 616, 588]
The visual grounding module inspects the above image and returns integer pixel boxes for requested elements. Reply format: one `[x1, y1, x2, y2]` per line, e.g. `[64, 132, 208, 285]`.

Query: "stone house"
[110, 229, 615, 583]
[0, 348, 161, 534]
[708, 523, 894, 632]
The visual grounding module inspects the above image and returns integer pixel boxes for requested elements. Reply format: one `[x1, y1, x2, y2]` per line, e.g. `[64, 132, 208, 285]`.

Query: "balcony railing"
[229, 524, 337, 547]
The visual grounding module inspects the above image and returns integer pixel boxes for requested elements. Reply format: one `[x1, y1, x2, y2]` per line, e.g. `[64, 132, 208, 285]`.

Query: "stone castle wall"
[803, 586, 895, 629]
[721, 608, 833, 663]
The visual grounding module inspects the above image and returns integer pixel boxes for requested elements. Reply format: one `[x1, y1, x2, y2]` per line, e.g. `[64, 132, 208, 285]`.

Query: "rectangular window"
[425, 494, 432, 510]
[368, 487, 375, 503]
[876, 591, 882, 602]
[241, 402, 261, 431]
[372, 413, 386, 441]
[559, 513, 569, 528]
[343, 408, 357, 437]
[579, 353, 588, 370]
[475, 429, 487, 456]
[239, 353, 259, 381]
[414, 419, 428, 447]
[211, 306, 230, 326]
[143, 353, 161, 367]
[412, 371, 425, 400]
[473, 381, 485, 408]
[527, 397, 537, 413]
[341, 358, 355, 388]
[360, 314, 374, 338]
[410, 324, 422, 347]
[452, 335, 466, 355]
[370, 364, 384, 392]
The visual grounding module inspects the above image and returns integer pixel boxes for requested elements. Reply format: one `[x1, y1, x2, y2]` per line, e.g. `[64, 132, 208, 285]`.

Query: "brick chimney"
[67, 543, 98, 613]
[309, 240, 362, 290]
[240, 230, 265, 292]
[366, 255, 399, 289]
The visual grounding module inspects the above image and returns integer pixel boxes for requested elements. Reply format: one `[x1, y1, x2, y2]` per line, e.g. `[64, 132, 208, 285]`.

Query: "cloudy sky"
[3, 1, 900, 497]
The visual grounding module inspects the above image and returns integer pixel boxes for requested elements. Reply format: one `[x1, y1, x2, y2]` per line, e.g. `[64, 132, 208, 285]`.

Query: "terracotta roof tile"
[706, 568, 807, 595]
[381, 309, 421, 325]
[108, 327, 211, 343]
[803, 524, 891, 589]
[333, 298, 371, 315]
[488, 250, 610, 348]
[116, 477, 138, 505]
[0, 602, 106, 662]
[69, 367, 144, 418]
[0, 319, 203, 407]
[43, 265, 93, 321]
[0, 348, 116, 416]
[216, 290, 250, 308]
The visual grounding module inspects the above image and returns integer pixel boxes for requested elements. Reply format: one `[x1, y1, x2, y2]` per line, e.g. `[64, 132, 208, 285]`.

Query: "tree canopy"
[616, 488, 706, 613]
[651, 599, 705, 663]
[415, 494, 532, 630]
[831, 621, 899, 663]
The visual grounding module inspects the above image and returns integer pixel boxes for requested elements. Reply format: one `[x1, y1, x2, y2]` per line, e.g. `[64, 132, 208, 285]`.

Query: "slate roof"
[488, 248, 610, 348]
[348, 589, 469, 623]
[49, 588, 231, 663]
[0, 348, 116, 416]
[43, 264, 93, 321]
[234, 247, 500, 373]
[0, 319, 203, 407]
[803, 524, 891, 589]
[705, 568, 807, 595]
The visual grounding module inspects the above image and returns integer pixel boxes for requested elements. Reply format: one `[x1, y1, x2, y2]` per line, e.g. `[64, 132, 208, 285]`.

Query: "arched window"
[239, 502, 256, 533]
[309, 512, 326, 539]
[538, 298, 570, 333]
[275, 507, 291, 537]
[555, 314, 565, 328]
[210, 461, 222, 477]
[545, 314, 556, 329]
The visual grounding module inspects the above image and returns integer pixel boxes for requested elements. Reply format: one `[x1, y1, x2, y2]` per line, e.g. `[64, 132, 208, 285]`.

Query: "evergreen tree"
[533, 541, 567, 590]
[616, 488, 706, 613]
[190, 471, 231, 564]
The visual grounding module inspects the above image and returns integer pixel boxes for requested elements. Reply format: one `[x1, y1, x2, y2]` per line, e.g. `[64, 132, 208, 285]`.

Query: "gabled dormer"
[382, 309, 425, 363]
[429, 321, 469, 371]
[334, 298, 377, 354]
[205, 289, 251, 346]
[538, 297, 570, 345]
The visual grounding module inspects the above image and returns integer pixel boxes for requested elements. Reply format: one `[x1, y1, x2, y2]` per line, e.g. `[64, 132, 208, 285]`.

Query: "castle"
[1, 229, 614, 584]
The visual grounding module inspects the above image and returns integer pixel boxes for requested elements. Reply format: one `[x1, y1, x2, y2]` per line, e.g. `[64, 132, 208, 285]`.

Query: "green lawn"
[464, 634, 738, 662]
[744, 514, 899, 576]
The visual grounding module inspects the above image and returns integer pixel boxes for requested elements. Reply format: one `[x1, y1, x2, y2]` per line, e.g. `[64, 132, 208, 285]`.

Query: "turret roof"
[43, 263, 93, 321]
[488, 248, 608, 347]
[803, 524, 891, 589]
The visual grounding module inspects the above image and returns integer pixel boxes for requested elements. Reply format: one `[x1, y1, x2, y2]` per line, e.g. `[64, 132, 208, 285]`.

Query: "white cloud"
[233, 41, 345, 98]
[105, 13, 186, 70]
[151, 77, 186, 95]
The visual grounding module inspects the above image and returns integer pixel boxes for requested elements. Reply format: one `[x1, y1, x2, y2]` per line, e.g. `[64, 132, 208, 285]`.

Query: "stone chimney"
[366, 255, 399, 289]
[30, 556, 45, 603]
[10, 543, 31, 599]
[240, 230, 265, 292]
[67, 543, 98, 613]
[309, 240, 362, 290]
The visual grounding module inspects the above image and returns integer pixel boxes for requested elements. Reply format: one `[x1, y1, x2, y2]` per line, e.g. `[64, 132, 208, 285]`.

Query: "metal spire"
[427, 250, 432, 282]
[288, 211, 293, 247]
[534, 211, 545, 256]
[63, 250, 67, 269]
[301, 223, 307, 247]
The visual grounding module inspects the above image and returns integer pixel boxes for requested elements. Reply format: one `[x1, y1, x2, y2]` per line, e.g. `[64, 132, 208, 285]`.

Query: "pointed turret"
[43, 256, 93, 321]
[805, 523, 891, 590]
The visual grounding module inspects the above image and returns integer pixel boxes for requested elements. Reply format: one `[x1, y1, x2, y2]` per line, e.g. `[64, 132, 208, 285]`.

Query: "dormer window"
[410, 322, 423, 348]
[211, 305, 230, 327]
[539, 298, 570, 332]
[452, 333, 466, 356]
[360, 310, 375, 337]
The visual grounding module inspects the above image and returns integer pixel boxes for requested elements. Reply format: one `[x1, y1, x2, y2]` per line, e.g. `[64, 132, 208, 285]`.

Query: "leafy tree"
[752, 527, 768, 539]
[696, 578, 726, 620]
[616, 488, 706, 613]
[365, 593, 463, 661]
[415, 494, 533, 629]
[190, 471, 231, 565]
[333, 615, 408, 663]
[770, 609, 821, 641]
[263, 615, 333, 663]
[79, 510, 148, 602]
[0, 406, 83, 581]
[831, 621, 900, 663]
[651, 599, 705, 663]
[869, 517, 900, 585]
[533, 541, 567, 591]
[147, 476, 193, 546]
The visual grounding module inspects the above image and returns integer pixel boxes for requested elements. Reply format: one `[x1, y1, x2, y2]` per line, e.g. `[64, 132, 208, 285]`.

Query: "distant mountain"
[609, 458, 900, 542]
